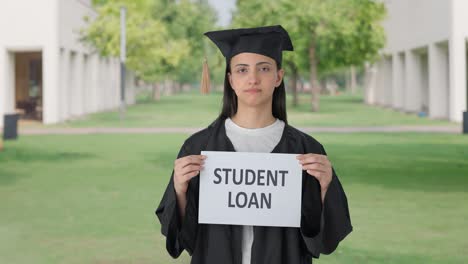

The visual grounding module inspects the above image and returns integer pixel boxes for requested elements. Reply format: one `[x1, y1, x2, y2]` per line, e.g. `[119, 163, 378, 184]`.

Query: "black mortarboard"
[204, 25, 294, 65]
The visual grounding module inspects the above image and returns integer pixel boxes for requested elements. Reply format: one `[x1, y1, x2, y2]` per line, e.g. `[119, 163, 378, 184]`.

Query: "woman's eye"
[237, 68, 248, 73]
[259, 67, 270, 72]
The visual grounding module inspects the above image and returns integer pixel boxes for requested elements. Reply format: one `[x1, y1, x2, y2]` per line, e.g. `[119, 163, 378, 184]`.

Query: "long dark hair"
[218, 63, 288, 124]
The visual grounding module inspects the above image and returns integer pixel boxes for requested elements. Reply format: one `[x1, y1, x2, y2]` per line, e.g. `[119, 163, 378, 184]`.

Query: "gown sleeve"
[155, 143, 200, 258]
[300, 144, 353, 258]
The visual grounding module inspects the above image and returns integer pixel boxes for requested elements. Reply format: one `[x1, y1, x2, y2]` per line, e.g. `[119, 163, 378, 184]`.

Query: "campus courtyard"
[1, 93, 467, 263]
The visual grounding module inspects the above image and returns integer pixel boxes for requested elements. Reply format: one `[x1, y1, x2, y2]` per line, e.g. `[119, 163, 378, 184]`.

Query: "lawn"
[34, 91, 457, 128]
[1, 133, 467, 263]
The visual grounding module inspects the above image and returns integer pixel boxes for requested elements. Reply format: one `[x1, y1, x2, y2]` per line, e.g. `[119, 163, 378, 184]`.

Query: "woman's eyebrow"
[234, 61, 273, 67]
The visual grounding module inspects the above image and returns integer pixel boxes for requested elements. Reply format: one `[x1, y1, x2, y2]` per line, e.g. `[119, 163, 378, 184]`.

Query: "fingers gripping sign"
[174, 155, 207, 195]
[296, 153, 333, 201]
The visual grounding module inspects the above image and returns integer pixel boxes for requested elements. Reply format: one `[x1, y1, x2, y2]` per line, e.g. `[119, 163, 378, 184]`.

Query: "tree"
[84, 0, 218, 97]
[150, 0, 217, 89]
[82, 0, 191, 99]
[232, 0, 386, 111]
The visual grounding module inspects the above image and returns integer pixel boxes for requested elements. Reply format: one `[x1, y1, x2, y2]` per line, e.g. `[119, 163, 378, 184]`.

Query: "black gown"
[155, 117, 352, 264]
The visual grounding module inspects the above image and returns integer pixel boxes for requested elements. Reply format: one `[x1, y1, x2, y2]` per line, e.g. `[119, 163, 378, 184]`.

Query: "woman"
[156, 25, 352, 264]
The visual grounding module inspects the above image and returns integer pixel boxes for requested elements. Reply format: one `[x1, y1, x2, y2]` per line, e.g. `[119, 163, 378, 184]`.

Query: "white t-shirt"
[224, 117, 285, 264]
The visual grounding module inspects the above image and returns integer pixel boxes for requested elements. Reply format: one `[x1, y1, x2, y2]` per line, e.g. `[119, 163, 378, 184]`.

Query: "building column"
[82, 54, 90, 115]
[105, 58, 112, 110]
[383, 56, 393, 107]
[98, 57, 105, 111]
[448, 37, 467, 122]
[0, 49, 15, 127]
[125, 69, 135, 105]
[404, 50, 421, 113]
[364, 62, 378, 105]
[111, 58, 118, 108]
[375, 59, 385, 106]
[0, 48, 5, 127]
[43, 46, 60, 124]
[392, 52, 405, 110]
[59, 48, 69, 121]
[429, 43, 449, 119]
[75, 53, 84, 116]
[115, 58, 121, 107]
[90, 54, 99, 113]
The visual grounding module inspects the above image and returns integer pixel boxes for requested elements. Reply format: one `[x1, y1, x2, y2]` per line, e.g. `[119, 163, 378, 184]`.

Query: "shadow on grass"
[331, 142, 468, 193]
[287, 96, 369, 114]
[0, 145, 95, 186]
[317, 245, 454, 264]
[0, 168, 23, 185]
[0, 147, 95, 163]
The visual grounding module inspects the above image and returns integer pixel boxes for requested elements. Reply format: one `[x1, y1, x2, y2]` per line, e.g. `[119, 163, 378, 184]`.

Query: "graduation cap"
[204, 25, 294, 66]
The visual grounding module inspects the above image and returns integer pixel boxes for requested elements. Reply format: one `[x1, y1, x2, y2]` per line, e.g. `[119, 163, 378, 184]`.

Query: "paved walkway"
[18, 125, 462, 135]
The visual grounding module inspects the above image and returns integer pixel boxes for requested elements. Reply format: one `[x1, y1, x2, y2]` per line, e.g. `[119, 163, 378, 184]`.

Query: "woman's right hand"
[173, 155, 206, 195]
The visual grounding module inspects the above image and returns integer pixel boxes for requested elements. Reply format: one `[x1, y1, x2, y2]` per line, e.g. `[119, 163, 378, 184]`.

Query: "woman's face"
[228, 52, 284, 109]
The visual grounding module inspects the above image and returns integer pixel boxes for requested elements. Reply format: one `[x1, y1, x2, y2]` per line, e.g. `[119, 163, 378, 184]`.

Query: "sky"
[207, 0, 236, 27]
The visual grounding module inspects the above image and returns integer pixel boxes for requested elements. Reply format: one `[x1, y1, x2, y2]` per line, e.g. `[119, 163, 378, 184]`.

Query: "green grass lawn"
[36, 91, 457, 128]
[1, 133, 467, 263]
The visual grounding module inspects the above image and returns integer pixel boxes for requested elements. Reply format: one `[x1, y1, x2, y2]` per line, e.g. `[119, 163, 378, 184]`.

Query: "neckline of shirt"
[225, 118, 284, 135]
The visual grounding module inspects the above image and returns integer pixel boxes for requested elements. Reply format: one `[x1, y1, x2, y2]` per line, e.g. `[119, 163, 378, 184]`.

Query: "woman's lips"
[244, 88, 261, 93]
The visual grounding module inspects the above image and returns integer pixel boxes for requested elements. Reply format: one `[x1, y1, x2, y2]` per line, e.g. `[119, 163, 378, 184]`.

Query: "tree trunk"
[175, 82, 181, 94]
[345, 69, 351, 93]
[309, 41, 320, 112]
[165, 79, 173, 96]
[288, 62, 299, 107]
[351, 65, 357, 95]
[152, 83, 160, 101]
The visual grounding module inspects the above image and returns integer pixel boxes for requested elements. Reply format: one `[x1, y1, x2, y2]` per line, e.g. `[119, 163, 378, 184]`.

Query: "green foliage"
[82, 0, 217, 84]
[150, 0, 217, 83]
[232, 0, 386, 76]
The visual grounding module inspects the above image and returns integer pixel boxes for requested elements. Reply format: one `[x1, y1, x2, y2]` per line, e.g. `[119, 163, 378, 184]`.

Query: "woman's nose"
[248, 70, 260, 85]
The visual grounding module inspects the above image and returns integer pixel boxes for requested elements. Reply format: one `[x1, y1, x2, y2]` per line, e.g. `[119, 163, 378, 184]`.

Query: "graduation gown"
[155, 117, 352, 264]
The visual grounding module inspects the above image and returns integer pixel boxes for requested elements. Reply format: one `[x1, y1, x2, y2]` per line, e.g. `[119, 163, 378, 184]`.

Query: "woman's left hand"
[297, 154, 333, 196]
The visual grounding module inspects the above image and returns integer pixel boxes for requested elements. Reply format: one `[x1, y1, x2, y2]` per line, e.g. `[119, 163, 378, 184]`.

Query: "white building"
[365, 0, 468, 122]
[0, 0, 135, 126]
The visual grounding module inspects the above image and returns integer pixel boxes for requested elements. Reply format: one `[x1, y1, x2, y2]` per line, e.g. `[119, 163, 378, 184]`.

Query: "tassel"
[200, 57, 211, 94]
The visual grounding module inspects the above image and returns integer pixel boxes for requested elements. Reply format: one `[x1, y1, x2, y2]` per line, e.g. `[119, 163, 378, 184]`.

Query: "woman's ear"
[276, 69, 284, 87]
[228, 72, 234, 89]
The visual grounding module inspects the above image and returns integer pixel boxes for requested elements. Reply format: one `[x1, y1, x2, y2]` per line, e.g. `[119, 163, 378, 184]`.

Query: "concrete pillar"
[429, 43, 450, 119]
[383, 56, 393, 107]
[69, 51, 77, 116]
[75, 53, 84, 116]
[89, 54, 99, 113]
[364, 62, 378, 105]
[105, 58, 112, 110]
[111, 58, 118, 108]
[404, 50, 422, 113]
[392, 52, 405, 110]
[98, 57, 104, 111]
[125, 70, 135, 105]
[0, 48, 5, 127]
[448, 37, 467, 122]
[449, 0, 468, 122]
[375, 60, 384, 105]
[82, 54, 89, 114]
[59, 48, 69, 121]
[43, 46, 60, 124]
[112, 59, 119, 108]
[0, 49, 15, 127]
[420, 52, 429, 113]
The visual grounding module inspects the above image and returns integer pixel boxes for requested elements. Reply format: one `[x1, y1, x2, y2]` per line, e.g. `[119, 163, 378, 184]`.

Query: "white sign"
[199, 151, 303, 227]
